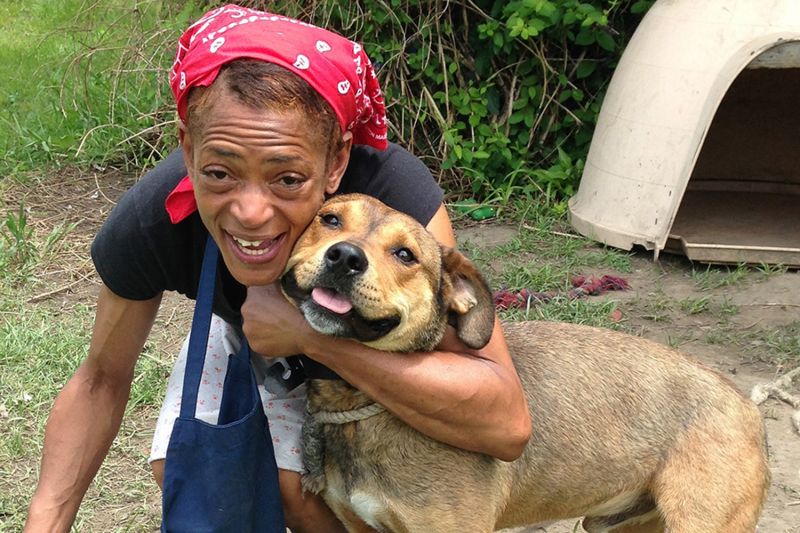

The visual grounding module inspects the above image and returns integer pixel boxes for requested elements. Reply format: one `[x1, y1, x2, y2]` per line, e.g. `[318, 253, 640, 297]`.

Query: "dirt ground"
[4, 169, 799, 531]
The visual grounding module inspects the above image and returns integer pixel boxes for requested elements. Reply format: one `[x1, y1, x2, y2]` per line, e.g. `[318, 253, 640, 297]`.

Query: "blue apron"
[161, 236, 286, 532]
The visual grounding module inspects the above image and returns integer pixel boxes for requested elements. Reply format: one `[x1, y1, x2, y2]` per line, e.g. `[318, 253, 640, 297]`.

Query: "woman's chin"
[237, 264, 284, 287]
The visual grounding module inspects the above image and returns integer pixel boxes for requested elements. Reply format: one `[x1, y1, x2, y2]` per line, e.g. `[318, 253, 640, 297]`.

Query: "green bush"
[2, 0, 655, 201]
[194, 0, 654, 202]
[0, 0, 200, 173]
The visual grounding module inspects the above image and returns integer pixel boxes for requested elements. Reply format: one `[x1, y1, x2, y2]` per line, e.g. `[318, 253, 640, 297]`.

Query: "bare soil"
[4, 169, 799, 531]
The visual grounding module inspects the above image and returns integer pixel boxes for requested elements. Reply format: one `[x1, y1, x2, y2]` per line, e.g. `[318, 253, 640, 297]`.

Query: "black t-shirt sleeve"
[91, 149, 205, 301]
[338, 143, 444, 226]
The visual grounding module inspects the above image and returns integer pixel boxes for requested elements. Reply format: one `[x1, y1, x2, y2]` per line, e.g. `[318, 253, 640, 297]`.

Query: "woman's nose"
[230, 185, 275, 228]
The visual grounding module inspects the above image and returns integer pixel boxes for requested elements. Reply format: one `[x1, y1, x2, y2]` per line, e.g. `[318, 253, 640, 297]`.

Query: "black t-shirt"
[91, 143, 444, 326]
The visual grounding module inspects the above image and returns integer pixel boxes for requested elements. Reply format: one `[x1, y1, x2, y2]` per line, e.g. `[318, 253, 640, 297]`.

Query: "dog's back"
[500, 321, 769, 531]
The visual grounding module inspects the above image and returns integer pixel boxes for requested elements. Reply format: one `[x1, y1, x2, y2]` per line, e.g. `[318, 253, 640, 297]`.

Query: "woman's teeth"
[233, 235, 273, 255]
[234, 236, 264, 247]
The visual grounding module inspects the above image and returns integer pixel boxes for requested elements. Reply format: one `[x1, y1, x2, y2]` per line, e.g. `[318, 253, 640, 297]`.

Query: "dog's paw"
[301, 472, 327, 495]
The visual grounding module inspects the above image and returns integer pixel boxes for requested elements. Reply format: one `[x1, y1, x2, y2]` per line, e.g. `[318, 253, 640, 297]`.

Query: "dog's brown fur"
[281, 194, 770, 533]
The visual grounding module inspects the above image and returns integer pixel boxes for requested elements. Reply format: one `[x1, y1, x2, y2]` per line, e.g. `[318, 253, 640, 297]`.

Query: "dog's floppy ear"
[440, 247, 496, 349]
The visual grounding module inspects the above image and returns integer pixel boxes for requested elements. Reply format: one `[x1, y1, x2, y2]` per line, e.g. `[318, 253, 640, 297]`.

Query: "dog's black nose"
[325, 242, 368, 276]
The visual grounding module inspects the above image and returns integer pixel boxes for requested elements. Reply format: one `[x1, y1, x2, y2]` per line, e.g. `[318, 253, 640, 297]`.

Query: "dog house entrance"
[666, 44, 800, 266]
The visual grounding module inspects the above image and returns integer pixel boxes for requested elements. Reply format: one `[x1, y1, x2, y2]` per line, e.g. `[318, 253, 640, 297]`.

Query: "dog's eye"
[320, 213, 340, 227]
[393, 247, 417, 264]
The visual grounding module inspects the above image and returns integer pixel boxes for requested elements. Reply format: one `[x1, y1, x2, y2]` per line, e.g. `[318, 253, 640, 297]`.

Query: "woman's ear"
[325, 131, 353, 195]
[178, 120, 194, 177]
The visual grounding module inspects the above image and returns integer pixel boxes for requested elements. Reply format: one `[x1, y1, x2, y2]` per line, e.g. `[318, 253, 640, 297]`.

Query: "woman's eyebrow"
[207, 146, 241, 159]
[203, 147, 304, 165]
[262, 154, 303, 165]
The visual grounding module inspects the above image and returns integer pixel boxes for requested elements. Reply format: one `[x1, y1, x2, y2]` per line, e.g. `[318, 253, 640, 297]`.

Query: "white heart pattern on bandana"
[210, 36, 225, 53]
[337, 80, 351, 95]
[294, 54, 310, 70]
[315, 40, 331, 53]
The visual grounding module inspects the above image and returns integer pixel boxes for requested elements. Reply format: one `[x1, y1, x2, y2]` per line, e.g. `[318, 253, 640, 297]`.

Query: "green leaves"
[5, 0, 652, 204]
[411, 0, 643, 199]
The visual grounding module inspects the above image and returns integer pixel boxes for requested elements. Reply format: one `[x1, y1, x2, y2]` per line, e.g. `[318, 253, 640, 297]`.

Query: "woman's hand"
[241, 283, 314, 357]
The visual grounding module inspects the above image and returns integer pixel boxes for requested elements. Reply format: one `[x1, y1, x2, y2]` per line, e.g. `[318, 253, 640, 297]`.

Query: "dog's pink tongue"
[311, 287, 353, 314]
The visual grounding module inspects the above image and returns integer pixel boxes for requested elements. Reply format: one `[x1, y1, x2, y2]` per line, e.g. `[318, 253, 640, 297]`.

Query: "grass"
[0, 183, 169, 530]
[0, 200, 78, 286]
[636, 290, 673, 323]
[746, 322, 800, 369]
[0, 0, 196, 177]
[679, 296, 710, 315]
[0, 299, 90, 530]
[704, 321, 800, 369]
[0, 302, 169, 531]
[458, 199, 630, 331]
[690, 263, 749, 291]
[502, 298, 622, 330]
[0, 294, 169, 531]
[459, 198, 633, 276]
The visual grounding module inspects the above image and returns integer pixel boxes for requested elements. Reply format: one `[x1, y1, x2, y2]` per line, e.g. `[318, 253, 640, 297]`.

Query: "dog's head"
[281, 194, 495, 352]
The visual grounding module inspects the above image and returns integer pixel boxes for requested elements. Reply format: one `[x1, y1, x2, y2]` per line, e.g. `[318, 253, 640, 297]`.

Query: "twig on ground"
[751, 366, 800, 435]
[27, 273, 93, 303]
[93, 172, 117, 206]
[740, 303, 800, 308]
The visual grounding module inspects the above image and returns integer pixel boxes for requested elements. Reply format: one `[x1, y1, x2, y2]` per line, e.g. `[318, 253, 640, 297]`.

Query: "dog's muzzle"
[282, 241, 400, 342]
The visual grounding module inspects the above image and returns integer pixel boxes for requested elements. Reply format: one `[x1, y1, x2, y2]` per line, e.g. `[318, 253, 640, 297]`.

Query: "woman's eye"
[279, 175, 305, 187]
[203, 169, 228, 180]
[394, 248, 416, 264]
[320, 213, 340, 227]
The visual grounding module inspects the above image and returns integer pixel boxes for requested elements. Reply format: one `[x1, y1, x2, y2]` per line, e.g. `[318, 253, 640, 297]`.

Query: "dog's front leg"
[300, 416, 327, 494]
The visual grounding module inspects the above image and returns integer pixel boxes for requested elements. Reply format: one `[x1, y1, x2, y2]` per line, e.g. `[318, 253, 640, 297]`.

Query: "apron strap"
[180, 235, 219, 419]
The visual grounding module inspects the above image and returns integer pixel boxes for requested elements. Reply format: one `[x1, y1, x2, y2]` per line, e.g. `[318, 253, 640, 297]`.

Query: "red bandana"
[165, 4, 388, 223]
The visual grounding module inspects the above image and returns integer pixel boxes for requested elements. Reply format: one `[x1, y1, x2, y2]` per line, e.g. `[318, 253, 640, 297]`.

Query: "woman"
[25, 5, 530, 532]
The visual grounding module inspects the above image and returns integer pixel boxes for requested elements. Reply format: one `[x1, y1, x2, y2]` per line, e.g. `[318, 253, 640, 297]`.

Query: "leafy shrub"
[214, 0, 654, 201]
[4, 0, 655, 202]
[0, 0, 201, 173]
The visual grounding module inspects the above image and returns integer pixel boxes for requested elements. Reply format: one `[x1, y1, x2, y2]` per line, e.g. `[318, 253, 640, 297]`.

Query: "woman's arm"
[25, 287, 162, 532]
[242, 204, 532, 461]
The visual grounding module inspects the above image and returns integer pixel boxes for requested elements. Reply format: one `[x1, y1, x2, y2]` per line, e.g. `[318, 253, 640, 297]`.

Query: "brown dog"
[280, 194, 769, 532]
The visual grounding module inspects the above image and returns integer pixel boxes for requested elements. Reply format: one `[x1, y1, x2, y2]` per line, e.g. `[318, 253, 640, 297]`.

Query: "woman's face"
[181, 92, 351, 286]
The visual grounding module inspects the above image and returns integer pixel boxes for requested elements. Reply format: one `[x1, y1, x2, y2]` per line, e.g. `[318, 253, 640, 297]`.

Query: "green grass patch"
[704, 321, 800, 370]
[461, 198, 633, 278]
[690, 263, 750, 291]
[501, 297, 621, 330]
[0, 299, 92, 529]
[748, 322, 800, 369]
[458, 200, 629, 331]
[0, 200, 77, 285]
[679, 296, 710, 315]
[0, 197, 169, 529]
[0, 0, 197, 176]
[0, 297, 168, 530]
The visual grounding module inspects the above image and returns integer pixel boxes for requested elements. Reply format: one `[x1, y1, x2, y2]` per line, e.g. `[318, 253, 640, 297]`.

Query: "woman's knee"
[152, 462, 345, 531]
[151, 459, 165, 489]
[278, 469, 346, 533]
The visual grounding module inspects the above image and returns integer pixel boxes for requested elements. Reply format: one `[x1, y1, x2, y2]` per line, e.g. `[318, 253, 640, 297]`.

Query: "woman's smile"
[226, 231, 286, 263]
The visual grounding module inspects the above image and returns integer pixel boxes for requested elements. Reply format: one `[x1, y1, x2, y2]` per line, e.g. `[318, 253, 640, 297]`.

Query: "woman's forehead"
[189, 94, 331, 153]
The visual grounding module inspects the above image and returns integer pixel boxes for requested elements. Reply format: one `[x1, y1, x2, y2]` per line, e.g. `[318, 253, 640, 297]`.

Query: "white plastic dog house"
[568, 0, 800, 266]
